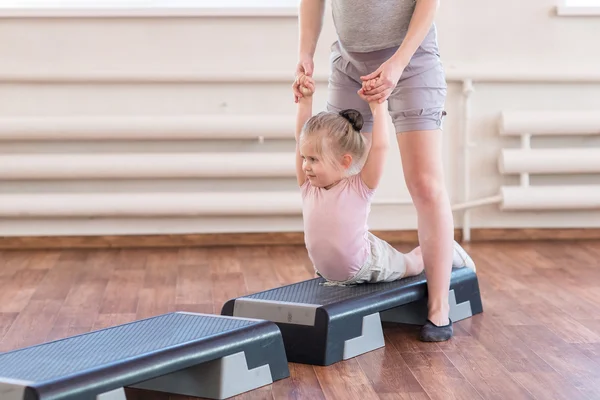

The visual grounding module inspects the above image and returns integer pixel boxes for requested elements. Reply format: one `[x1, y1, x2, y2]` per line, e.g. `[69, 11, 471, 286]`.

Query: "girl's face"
[299, 137, 348, 188]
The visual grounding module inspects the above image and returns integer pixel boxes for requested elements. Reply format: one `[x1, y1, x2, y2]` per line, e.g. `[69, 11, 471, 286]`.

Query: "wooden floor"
[1, 240, 600, 400]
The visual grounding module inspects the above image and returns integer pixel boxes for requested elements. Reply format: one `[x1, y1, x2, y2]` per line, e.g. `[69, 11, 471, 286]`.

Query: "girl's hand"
[358, 81, 385, 111]
[293, 56, 314, 103]
[297, 74, 315, 98]
[359, 56, 406, 103]
[357, 84, 371, 105]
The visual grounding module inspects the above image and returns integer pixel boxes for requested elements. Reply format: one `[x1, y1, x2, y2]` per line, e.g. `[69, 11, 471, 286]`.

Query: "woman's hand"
[359, 56, 407, 103]
[293, 55, 315, 103]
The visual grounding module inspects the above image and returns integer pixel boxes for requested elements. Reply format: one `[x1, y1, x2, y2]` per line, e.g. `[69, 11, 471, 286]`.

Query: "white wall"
[438, 0, 597, 71]
[0, 0, 599, 237]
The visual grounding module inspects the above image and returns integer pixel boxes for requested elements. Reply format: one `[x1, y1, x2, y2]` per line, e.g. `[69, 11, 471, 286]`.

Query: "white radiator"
[499, 110, 600, 136]
[500, 185, 600, 210]
[0, 192, 302, 217]
[0, 115, 294, 140]
[490, 110, 600, 211]
[0, 153, 296, 179]
[499, 148, 600, 174]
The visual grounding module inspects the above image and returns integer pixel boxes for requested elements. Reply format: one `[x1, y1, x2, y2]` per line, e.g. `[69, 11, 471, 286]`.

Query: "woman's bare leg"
[397, 128, 454, 341]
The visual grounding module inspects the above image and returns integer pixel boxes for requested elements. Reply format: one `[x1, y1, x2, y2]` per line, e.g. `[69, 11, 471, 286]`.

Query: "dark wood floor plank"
[268, 245, 316, 284]
[116, 248, 150, 271]
[313, 359, 381, 400]
[0, 250, 32, 279]
[461, 316, 554, 373]
[178, 247, 210, 267]
[0, 251, 58, 312]
[24, 251, 62, 271]
[523, 302, 600, 344]
[209, 248, 247, 314]
[0, 299, 63, 351]
[385, 323, 442, 354]
[377, 394, 430, 400]
[29, 251, 86, 302]
[47, 278, 107, 341]
[47, 249, 120, 341]
[521, 277, 599, 322]
[174, 251, 214, 315]
[0, 267, 48, 313]
[237, 246, 283, 293]
[175, 263, 212, 306]
[100, 269, 146, 314]
[576, 319, 600, 340]
[229, 385, 274, 400]
[572, 286, 600, 308]
[511, 371, 590, 400]
[401, 351, 483, 400]
[512, 325, 600, 395]
[356, 342, 428, 398]
[442, 342, 536, 400]
[93, 312, 138, 331]
[575, 343, 600, 364]
[271, 363, 326, 400]
[136, 249, 179, 320]
[0, 312, 19, 342]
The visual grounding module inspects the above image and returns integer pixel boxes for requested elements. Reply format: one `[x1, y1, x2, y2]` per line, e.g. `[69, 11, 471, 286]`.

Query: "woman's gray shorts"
[327, 41, 447, 133]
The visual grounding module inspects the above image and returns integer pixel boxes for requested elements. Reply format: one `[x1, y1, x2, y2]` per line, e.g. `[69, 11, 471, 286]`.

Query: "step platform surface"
[222, 267, 483, 365]
[0, 312, 289, 400]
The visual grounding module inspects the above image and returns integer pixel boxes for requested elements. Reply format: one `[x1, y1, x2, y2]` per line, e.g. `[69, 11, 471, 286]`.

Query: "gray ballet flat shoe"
[419, 319, 453, 342]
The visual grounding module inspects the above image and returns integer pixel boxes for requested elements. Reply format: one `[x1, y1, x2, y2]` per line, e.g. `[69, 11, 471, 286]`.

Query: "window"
[563, 0, 600, 5]
[0, 0, 301, 17]
[557, 0, 600, 15]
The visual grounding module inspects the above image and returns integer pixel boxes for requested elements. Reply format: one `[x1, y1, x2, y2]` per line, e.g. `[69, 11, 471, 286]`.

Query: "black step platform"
[221, 267, 483, 366]
[0, 312, 289, 400]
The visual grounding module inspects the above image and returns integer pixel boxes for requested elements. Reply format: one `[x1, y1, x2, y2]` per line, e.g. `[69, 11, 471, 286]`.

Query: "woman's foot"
[420, 319, 453, 342]
[418, 241, 474, 342]
[406, 241, 472, 342]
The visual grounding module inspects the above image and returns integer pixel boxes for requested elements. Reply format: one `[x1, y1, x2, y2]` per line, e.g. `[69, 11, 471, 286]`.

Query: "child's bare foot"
[452, 241, 476, 271]
[405, 241, 476, 277]
[404, 246, 425, 277]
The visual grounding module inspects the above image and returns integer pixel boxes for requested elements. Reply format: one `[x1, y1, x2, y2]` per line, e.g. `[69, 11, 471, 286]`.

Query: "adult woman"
[293, 0, 470, 342]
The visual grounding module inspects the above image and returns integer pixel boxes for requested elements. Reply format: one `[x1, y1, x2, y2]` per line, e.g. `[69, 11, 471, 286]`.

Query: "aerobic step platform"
[222, 267, 482, 366]
[0, 312, 289, 400]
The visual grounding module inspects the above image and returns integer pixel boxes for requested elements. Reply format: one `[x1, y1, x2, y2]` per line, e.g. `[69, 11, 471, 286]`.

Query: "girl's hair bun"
[338, 109, 364, 132]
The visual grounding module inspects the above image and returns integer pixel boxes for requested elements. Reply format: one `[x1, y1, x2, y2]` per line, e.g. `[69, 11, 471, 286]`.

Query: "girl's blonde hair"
[299, 109, 367, 175]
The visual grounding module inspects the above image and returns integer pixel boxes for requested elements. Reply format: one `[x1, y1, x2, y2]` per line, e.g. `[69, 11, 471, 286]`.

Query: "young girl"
[294, 74, 475, 289]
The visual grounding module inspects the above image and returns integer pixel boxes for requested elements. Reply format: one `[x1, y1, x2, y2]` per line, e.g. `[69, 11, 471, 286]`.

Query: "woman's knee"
[406, 173, 446, 208]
